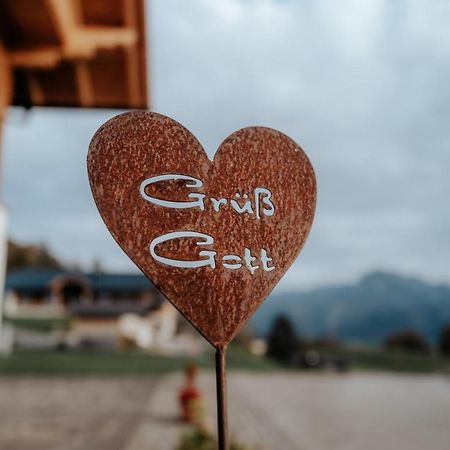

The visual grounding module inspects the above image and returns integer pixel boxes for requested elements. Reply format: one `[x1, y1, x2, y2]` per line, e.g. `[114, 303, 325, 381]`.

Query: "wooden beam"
[27, 72, 46, 105]
[122, 0, 141, 108]
[135, 0, 149, 108]
[0, 41, 12, 147]
[74, 60, 94, 107]
[9, 26, 137, 69]
[0, 40, 12, 207]
[45, 0, 79, 47]
[45, 0, 137, 59]
[9, 47, 62, 69]
[0, 42, 10, 351]
[71, 26, 137, 57]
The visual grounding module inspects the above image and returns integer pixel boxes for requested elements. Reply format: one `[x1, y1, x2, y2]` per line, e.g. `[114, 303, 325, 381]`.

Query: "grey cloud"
[3, 0, 450, 289]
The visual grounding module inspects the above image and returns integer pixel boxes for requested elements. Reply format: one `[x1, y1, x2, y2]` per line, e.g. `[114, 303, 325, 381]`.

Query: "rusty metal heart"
[87, 111, 316, 347]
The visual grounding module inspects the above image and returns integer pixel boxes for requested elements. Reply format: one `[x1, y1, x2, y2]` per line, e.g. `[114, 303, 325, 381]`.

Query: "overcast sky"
[3, 0, 450, 290]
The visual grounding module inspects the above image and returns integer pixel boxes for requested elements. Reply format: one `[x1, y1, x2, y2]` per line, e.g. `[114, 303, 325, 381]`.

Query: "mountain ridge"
[252, 271, 450, 345]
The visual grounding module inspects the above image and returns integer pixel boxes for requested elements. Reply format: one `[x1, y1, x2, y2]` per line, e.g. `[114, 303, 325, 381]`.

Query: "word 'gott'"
[149, 231, 275, 274]
[140, 173, 276, 274]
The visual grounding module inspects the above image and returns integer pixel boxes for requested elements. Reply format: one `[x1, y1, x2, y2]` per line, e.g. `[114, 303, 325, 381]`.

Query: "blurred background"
[0, 1, 449, 449]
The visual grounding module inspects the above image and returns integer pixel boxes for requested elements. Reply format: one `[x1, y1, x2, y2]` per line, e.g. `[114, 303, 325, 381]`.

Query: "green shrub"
[384, 330, 428, 353]
[177, 427, 254, 450]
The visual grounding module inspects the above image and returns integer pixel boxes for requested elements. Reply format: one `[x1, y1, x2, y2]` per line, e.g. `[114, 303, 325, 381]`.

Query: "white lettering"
[149, 231, 217, 269]
[149, 233, 276, 274]
[222, 254, 242, 270]
[230, 193, 254, 214]
[254, 188, 275, 219]
[141, 174, 277, 275]
[211, 197, 228, 212]
[140, 174, 206, 210]
[139, 173, 275, 220]
[244, 247, 260, 275]
[261, 248, 275, 272]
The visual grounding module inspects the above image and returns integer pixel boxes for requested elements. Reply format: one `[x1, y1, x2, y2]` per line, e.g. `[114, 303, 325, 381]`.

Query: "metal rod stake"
[215, 345, 229, 450]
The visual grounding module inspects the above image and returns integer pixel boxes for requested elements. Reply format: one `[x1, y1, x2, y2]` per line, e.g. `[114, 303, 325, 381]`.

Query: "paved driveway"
[0, 377, 155, 450]
[0, 372, 449, 450]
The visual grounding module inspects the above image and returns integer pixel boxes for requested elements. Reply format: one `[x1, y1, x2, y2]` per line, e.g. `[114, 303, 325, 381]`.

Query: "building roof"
[5, 268, 155, 292]
[69, 302, 151, 318]
[88, 272, 154, 291]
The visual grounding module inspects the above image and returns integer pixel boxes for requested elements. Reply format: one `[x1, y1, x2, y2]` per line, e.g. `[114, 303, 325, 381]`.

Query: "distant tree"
[384, 330, 428, 353]
[7, 240, 63, 271]
[266, 315, 299, 364]
[439, 325, 450, 356]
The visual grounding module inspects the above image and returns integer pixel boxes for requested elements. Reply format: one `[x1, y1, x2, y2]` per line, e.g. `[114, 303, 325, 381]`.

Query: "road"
[0, 372, 449, 450]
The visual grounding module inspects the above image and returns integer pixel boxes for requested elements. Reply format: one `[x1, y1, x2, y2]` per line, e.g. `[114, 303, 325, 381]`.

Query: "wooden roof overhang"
[0, 0, 148, 109]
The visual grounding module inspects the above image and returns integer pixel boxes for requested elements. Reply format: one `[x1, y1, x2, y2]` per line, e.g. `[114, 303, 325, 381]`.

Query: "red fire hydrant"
[178, 363, 204, 423]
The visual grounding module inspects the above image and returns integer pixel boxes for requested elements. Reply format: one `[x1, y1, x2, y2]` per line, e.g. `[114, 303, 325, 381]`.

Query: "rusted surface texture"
[87, 111, 316, 347]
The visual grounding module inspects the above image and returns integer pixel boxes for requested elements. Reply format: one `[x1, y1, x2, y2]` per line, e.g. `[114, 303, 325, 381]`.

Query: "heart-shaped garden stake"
[88, 111, 316, 348]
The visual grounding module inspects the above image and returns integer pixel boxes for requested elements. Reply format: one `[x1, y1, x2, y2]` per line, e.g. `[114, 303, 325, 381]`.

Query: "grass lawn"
[0, 345, 449, 376]
[336, 348, 450, 373]
[0, 345, 279, 375]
